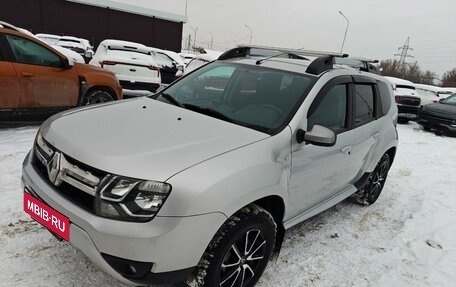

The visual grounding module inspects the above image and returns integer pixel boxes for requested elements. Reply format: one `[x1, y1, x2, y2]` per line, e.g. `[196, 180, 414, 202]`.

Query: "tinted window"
[377, 82, 391, 116]
[6, 34, 61, 67]
[355, 84, 375, 125]
[308, 84, 347, 132]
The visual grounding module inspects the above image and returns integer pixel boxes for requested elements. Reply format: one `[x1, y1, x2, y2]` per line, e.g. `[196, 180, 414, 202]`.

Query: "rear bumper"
[119, 80, 160, 93]
[22, 152, 227, 286]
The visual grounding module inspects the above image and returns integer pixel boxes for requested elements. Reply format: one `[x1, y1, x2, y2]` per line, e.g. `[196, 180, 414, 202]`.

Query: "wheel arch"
[385, 146, 397, 165]
[252, 195, 286, 256]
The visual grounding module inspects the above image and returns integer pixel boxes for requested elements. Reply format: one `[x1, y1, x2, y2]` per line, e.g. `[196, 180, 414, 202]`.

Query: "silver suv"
[22, 45, 398, 287]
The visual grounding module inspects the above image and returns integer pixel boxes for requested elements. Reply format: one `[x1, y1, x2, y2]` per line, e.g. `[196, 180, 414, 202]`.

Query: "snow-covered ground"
[0, 122, 455, 286]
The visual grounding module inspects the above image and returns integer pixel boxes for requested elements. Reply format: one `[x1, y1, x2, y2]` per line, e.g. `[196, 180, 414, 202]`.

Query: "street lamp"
[244, 24, 253, 45]
[338, 11, 349, 53]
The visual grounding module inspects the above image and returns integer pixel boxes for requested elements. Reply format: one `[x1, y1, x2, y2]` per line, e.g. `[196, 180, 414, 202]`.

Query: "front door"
[4, 34, 79, 109]
[288, 77, 353, 217]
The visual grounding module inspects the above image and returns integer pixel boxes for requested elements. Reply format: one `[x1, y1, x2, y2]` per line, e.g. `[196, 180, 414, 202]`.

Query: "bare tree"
[441, 68, 456, 87]
[379, 59, 436, 85]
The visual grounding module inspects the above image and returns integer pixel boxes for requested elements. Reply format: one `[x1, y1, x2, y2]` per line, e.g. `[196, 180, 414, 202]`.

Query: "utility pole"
[395, 37, 414, 68]
[208, 31, 214, 50]
[190, 27, 198, 50]
[186, 34, 192, 51]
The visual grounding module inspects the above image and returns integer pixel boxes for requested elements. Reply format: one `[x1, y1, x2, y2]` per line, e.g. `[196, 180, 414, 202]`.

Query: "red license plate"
[23, 191, 70, 241]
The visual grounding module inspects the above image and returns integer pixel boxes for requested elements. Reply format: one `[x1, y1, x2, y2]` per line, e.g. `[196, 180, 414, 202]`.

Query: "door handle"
[21, 72, 34, 78]
[341, 146, 351, 155]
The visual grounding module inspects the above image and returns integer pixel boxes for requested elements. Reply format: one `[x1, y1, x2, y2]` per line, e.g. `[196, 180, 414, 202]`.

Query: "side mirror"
[175, 70, 184, 78]
[439, 98, 445, 103]
[297, 124, 337, 147]
[84, 50, 93, 59]
[61, 57, 74, 69]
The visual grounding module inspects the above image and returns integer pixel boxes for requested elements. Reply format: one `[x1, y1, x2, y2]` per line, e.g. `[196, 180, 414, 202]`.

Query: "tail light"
[148, 65, 160, 76]
[100, 61, 118, 68]
[394, 95, 404, 103]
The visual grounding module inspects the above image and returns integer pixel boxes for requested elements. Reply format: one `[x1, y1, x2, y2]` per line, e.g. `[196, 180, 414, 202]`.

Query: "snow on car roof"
[100, 39, 150, 54]
[414, 83, 453, 93]
[384, 76, 415, 87]
[59, 36, 84, 42]
[35, 33, 61, 39]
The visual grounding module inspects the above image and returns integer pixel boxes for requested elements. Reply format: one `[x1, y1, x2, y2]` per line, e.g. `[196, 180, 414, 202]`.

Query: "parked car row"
[0, 21, 122, 123]
[385, 76, 456, 136]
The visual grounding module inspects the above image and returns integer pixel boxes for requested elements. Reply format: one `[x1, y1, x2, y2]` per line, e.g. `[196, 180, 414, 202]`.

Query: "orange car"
[0, 21, 122, 123]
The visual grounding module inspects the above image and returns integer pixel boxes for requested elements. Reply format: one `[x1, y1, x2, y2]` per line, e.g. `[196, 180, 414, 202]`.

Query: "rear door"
[345, 76, 381, 182]
[0, 35, 19, 109]
[4, 33, 79, 109]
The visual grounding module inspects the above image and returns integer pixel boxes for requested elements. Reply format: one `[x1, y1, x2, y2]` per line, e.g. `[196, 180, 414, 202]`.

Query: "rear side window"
[308, 84, 348, 132]
[377, 82, 391, 117]
[5, 34, 61, 67]
[354, 84, 375, 126]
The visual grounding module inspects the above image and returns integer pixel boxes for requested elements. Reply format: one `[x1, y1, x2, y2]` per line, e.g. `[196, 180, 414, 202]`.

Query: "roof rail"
[218, 44, 350, 75]
[0, 21, 20, 32]
[335, 57, 380, 74]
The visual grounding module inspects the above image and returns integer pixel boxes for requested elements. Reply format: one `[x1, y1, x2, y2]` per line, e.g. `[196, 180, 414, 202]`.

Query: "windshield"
[442, 94, 456, 105]
[155, 61, 315, 134]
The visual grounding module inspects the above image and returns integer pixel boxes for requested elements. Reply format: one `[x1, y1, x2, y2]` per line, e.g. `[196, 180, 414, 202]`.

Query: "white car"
[149, 47, 185, 85]
[35, 33, 61, 45]
[183, 54, 218, 75]
[385, 76, 421, 123]
[57, 36, 94, 61]
[90, 39, 161, 96]
[415, 84, 454, 105]
[179, 51, 196, 65]
[51, 45, 85, 63]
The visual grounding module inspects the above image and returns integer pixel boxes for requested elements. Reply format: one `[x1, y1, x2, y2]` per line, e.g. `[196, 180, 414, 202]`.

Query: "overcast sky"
[116, 0, 456, 77]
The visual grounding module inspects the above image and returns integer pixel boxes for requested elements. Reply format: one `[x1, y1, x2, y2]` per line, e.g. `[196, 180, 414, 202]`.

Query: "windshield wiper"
[184, 104, 235, 123]
[159, 93, 184, 108]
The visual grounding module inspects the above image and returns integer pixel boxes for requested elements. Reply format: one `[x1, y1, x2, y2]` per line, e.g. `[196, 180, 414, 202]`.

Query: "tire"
[353, 153, 390, 205]
[397, 118, 409, 124]
[422, 125, 431, 131]
[193, 205, 276, 287]
[82, 89, 114, 106]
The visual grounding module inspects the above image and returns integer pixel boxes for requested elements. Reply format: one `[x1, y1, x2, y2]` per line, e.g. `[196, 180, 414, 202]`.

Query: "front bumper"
[396, 104, 420, 120]
[22, 152, 227, 286]
[418, 117, 456, 134]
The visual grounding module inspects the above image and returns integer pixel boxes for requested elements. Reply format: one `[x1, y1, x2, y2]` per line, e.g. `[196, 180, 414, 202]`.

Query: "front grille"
[31, 138, 108, 215]
[396, 96, 420, 106]
[397, 105, 420, 115]
[119, 80, 159, 92]
[420, 112, 454, 126]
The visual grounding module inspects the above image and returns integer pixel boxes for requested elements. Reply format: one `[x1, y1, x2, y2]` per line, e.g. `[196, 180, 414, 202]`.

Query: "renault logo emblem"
[47, 152, 63, 186]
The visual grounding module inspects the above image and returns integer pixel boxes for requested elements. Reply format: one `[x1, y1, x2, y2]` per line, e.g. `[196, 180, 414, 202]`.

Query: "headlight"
[97, 176, 171, 222]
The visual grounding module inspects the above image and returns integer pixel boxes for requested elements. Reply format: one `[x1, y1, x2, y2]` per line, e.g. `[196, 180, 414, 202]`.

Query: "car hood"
[41, 98, 269, 181]
[422, 103, 456, 118]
